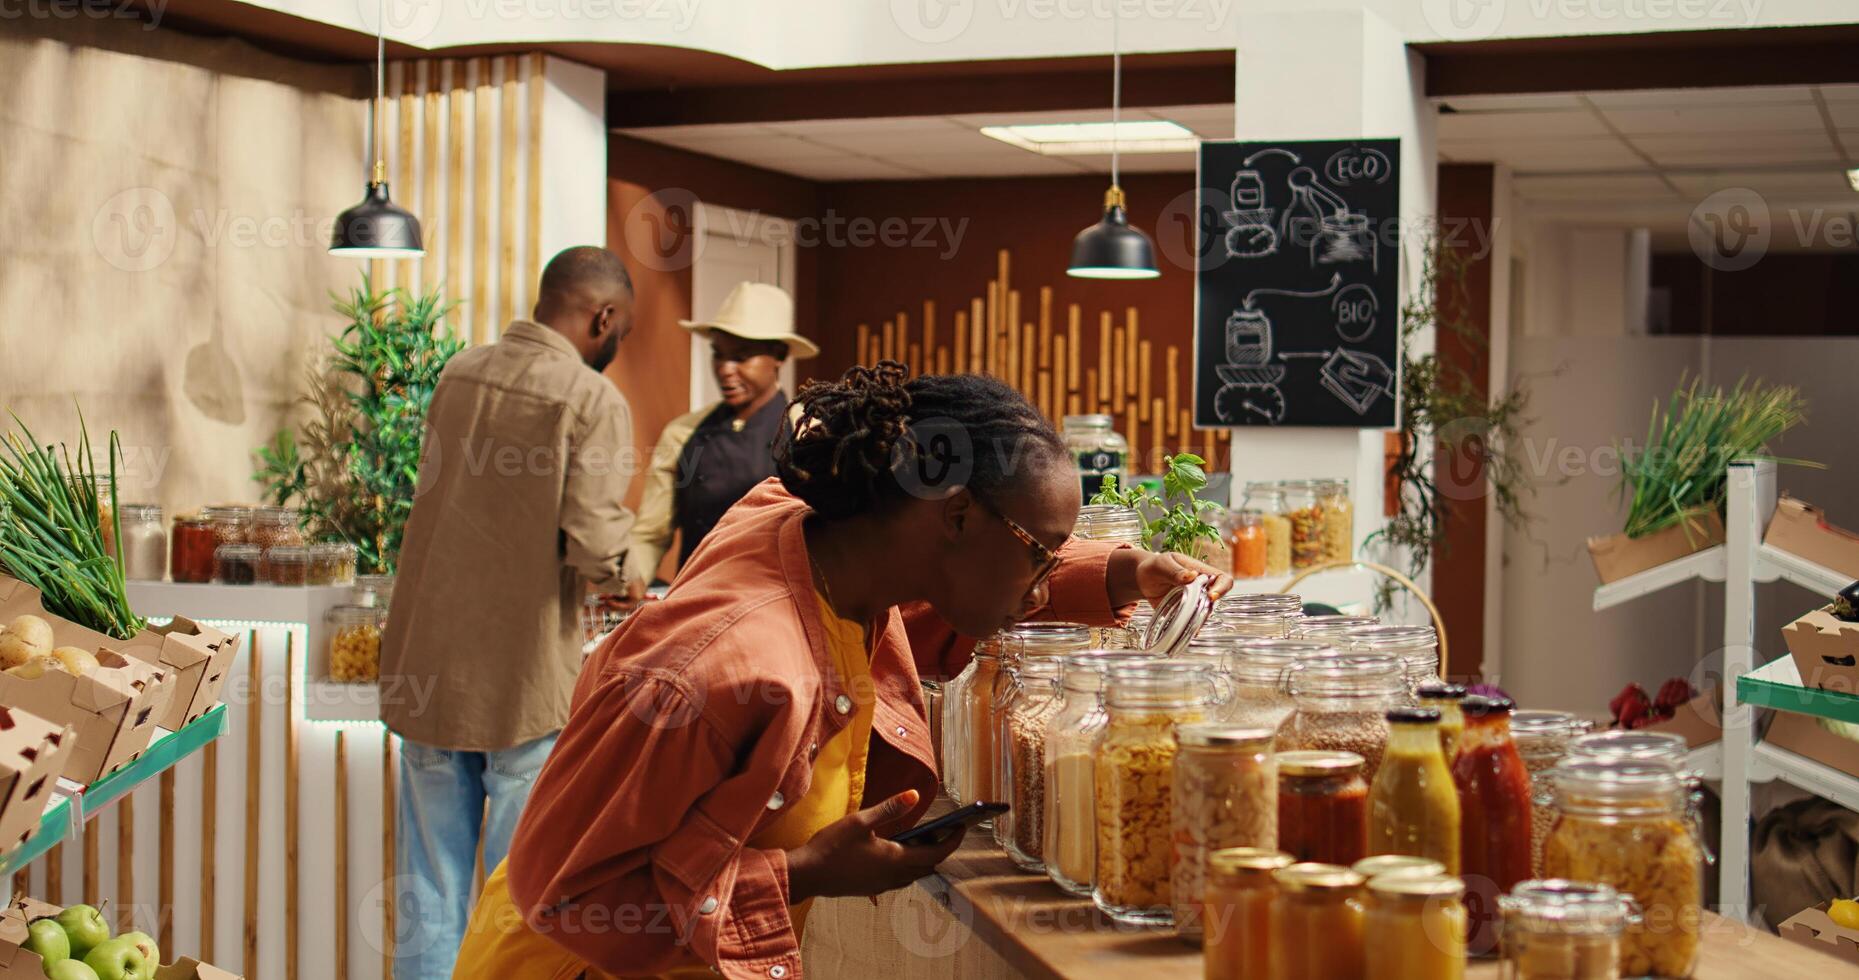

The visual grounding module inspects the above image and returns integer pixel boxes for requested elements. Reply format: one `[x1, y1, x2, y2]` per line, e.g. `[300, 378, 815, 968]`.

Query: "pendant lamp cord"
[370, 0, 385, 184]
[1110, 6, 1121, 191]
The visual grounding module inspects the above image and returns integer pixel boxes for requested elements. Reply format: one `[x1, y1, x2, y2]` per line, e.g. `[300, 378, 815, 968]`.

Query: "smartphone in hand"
[888, 802, 1008, 847]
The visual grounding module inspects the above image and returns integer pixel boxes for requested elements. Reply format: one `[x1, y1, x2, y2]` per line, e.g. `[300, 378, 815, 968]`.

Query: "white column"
[1228, 7, 1439, 572]
[538, 56, 609, 260]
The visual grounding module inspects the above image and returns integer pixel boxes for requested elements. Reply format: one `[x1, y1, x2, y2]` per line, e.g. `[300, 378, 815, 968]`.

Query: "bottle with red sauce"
[1451, 695, 1533, 957]
[1276, 750, 1369, 866]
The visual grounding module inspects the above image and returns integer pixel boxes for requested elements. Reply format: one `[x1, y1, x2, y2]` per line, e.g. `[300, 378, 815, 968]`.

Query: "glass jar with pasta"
[1282, 653, 1406, 782]
[1001, 656, 1065, 871]
[1319, 479, 1354, 564]
[1364, 873, 1467, 980]
[1043, 651, 1156, 896]
[1282, 481, 1330, 571]
[1541, 759, 1702, 978]
[327, 604, 385, 682]
[1240, 482, 1291, 576]
[1272, 863, 1367, 977]
[1170, 723, 1276, 945]
[1344, 624, 1442, 694]
[1511, 710, 1592, 877]
[1093, 663, 1214, 924]
[1499, 879, 1638, 980]
[1205, 848, 1292, 980]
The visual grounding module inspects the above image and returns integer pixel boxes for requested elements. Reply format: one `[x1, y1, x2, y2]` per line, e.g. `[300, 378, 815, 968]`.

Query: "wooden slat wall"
[374, 56, 548, 346]
[846, 247, 1230, 472]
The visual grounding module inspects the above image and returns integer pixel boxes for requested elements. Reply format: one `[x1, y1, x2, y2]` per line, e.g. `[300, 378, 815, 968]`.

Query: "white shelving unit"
[1590, 460, 1853, 921]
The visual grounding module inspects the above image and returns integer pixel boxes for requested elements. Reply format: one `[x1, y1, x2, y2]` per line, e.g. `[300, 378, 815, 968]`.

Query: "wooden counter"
[830, 830, 1843, 980]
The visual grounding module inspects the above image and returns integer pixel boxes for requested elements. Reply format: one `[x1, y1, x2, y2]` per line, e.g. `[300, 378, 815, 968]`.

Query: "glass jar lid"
[1500, 880, 1637, 934]
[1062, 413, 1115, 430]
[309, 541, 358, 558]
[1512, 710, 1590, 742]
[266, 545, 309, 563]
[1278, 749, 1365, 777]
[1074, 504, 1146, 542]
[1368, 874, 1463, 901]
[1218, 592, 1303, 613]
[1285, 652, 1404, 698]
[1567, 730, 1687, 765]
[1058, 651, 1157, 691]
[1549, 758, 1684, 808]
[120, 503, 163, 521]
[1142, 575, 1215, 656]
[1176, 722, 1274, 748]
[1352, 855, 1446, 881]
[253, 505, 298, 525]
[1209, 847, 1294, 879]
[202, 505, 253, 523]
[327, 603, 384, 626]
[1273, 863, 1364, 893]
[1292, 615, 1379, 639]
[999, 621, 1093, 659]
[1228, 639, 1335, 684]
[1102, 662, 1216, 709]
[213, 543, 261, 559]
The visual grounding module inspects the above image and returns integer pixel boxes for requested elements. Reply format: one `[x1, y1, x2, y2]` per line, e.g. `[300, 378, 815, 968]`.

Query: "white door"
[690, 204, 798, 412]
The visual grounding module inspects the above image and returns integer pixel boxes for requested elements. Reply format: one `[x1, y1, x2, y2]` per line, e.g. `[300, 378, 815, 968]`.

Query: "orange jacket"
[504, 479, 1126, 977]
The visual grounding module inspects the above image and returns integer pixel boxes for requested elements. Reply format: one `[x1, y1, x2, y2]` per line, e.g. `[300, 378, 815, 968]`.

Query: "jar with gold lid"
[1272, 863, 1366, 977]
[1204, 848, 1292, 980]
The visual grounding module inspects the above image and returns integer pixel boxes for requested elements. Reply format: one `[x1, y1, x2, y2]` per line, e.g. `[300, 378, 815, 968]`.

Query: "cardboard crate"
[1767, 495, 1859, 581]
[1633, 687, 1723, 748]
[0, 708, 73, 851]
[1765, 710, 1859, 781]
[0, 897, 242, 979]
[0, 651, 172, 785]
[1783, 609, 1859, 697]
[1587, 511, 1726, 585]
[0, 575, 235, 733]
[1779, 902, 1859, 968]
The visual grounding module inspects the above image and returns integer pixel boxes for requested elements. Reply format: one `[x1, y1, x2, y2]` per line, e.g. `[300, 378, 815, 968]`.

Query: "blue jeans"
[393, 733, 558, 980]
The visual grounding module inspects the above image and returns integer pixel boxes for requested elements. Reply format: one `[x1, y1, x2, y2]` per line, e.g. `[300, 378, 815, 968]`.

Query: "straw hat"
[679, 282, 818, 359]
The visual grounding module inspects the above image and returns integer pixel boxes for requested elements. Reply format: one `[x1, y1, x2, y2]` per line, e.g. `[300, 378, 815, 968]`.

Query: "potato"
[0, 634, 39, 670]
[4, 615, 52, 656]
[49, 646, 99, 677]
[5, 656, 50, 679]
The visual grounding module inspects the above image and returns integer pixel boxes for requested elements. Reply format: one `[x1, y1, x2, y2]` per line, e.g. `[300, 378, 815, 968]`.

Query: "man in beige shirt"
[379, 245, 636, 980]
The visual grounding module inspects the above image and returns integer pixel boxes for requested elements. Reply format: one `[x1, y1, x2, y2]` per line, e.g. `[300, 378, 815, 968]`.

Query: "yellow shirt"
[455, 592, 874, 980]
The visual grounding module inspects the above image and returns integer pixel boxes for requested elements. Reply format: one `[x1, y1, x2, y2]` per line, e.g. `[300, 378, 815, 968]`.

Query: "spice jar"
[1282, 652, 1405, 781]
[327, 604, 386, 682]
[1093, 664, 1214, 924]
[1512, 710, 1592, 877]
[1541, 760, 1702, 978]
[308, 542, 359, 586]
[1319, 479, 1354, 564]
[1171, 723, 1277, 945]
[1063, 414, 1131, 502]
[251, 505, 304, 552]
[212, 544, 261, 585]
[1229, 511, 1268, 579]
[1364, 874, 1467, 980]
[1278, 750, 1370, 865]
[265, 545, 309, 586]
[1454, 696, 1535, 957]
[1001, 657, 1065, 871]
[1351, 854, 1446, 881]
[1240, 482, 1291, 576]
[1369, 707, 1462, 874]
[1345, 624, 1442, 693]
[1417, 682, 1469, 760]
[1221, 638, 1329, 732]
[1272, 863, 1367, 977]
[1043, 651, 1158, 896]
[1283, 481, 1329, 571]
[1499, 880, 1638, 980]
[169, 515, 217, 583]
[1074, 503, 1147, 546]
[202, 505, 253, 546]
[1293, 614, 1380, 641]
[354, 573, 396, 609]
[1204, 847, 1292, 980]
[118, 504, 167, 581]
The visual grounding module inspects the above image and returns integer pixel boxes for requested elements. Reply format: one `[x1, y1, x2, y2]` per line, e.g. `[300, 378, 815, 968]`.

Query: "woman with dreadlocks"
[452, 363, 1230, 978]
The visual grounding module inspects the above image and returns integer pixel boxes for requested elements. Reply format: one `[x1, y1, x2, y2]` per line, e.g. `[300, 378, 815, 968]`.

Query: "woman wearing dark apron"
[625, 282, 817, 595]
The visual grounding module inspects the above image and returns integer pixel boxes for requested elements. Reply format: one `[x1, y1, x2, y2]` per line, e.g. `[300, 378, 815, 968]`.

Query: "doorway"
[690, 203, 799, 412]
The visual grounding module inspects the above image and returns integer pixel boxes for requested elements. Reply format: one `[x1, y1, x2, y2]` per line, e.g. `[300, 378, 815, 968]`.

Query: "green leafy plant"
[1090, 453, 1225, 556]
[256, 274, 460, 574]
[0, 414, 144, 639]
[1368, 230, 1535, 609]
[1618, 375, 1814, 540]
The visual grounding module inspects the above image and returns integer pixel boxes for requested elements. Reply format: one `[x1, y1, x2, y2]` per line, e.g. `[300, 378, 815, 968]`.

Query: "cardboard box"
[1783, 608, 1859, 696]
[0, 575, 236, 733]
[1587, 511, 1726, 585]
[1633, 687, 1723, 748]
[0, 897, 242, 979]
[1767, 495, 1859, 582]
[0, 650, 173, 785]
[0, 708, 74, 850]
[1779, 902, 1859, 967]
[1765, 710, 1859, 780]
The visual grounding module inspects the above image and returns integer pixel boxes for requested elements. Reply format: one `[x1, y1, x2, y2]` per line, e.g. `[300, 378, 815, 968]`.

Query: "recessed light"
[981, 120, 1199, 156]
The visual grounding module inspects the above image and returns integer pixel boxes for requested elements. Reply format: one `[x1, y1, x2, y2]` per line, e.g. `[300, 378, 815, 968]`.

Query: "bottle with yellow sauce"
[1369, 707, 1463, 875]
[1364, 874, 1467, 980]
[1417, 681, 1468, 760]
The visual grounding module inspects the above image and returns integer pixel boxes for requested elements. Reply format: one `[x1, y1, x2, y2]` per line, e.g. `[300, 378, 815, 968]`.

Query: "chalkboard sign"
[1192, 139, 1400, 428]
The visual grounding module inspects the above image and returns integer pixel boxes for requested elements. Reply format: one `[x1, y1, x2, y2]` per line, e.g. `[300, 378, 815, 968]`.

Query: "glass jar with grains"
[1272, 863, 1367, 977]
[1282, 652, 1406, 782]
[213, 544, 261, 585]
[1073, 503, 1147, 547]
[1093, 663, 1214, 925]
[1511, 710, 1592, 877]
[251, 505, 305, 552]
[1364, 874, 1467, 980]
[202, 505, 253, 547]
[264, 545, 310, 586]
[1319, 479, 1354, 564]
[1278, 750, 1370, 866]
[1344, 624, 1441, 694]
[1171, 723, 1277, 945]
[1223, 639, 1331, 733]
[992, 623, 1092, 848]
[1204, 847, 1293, 980]
[1240, 482, 1292, 576]
[1001, 656, 1065, 871]
[1541, 760, 1702, 978]
[1282, 481, 1330, 571]
[1499, 879, 1639, 980]
[1043, 651, 1157, 896]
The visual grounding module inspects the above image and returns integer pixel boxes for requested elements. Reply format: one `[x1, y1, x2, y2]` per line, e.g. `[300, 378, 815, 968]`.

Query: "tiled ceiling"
[615, 104, 1233, 180]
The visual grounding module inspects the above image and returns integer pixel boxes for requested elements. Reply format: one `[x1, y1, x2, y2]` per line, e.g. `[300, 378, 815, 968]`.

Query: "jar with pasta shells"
[1092, 663, 1214, 924]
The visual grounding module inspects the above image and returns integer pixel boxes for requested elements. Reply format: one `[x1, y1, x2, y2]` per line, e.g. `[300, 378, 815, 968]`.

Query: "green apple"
[82, 936, 154, 980]
[53, 904, 109, 961]
[117, 933, 158, 970]
[45, 961, 101, 980]
[24, 916, 70, 964]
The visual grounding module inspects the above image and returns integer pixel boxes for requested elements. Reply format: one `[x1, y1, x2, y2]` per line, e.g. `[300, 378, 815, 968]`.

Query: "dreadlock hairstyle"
[774, 360, 1066, 520]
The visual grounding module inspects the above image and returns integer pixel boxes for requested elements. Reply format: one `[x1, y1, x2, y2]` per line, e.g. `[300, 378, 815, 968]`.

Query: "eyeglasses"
[973, 492, 1065, 589]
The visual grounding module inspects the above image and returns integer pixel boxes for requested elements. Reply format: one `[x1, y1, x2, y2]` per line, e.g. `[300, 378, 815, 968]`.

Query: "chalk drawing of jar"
[1280, 167, 1373, 270]
[1226, 308, 1273, 365]
[1223, 170, 1278, 259]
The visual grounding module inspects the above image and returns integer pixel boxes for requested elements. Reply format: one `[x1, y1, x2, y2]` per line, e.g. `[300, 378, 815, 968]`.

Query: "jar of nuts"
[1043, 651, 1157, 897]
[1171, 723, 1277, 946]
[1282, 653, 1406, 783]
[326, 604, 385, 683]
[1001, 656, 1065, 871]
[1093, 662, 1215, 925]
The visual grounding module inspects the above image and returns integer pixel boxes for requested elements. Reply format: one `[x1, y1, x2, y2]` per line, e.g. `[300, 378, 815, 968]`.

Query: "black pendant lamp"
[330, 0, 424, 259]
[1067, 9, 1158, 280]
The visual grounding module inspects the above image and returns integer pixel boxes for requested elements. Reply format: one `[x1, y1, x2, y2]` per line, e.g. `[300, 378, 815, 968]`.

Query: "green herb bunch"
[256, 274, 460, 574]
[1090, 453, 1225, 556]
[0, 415, 145, 639]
